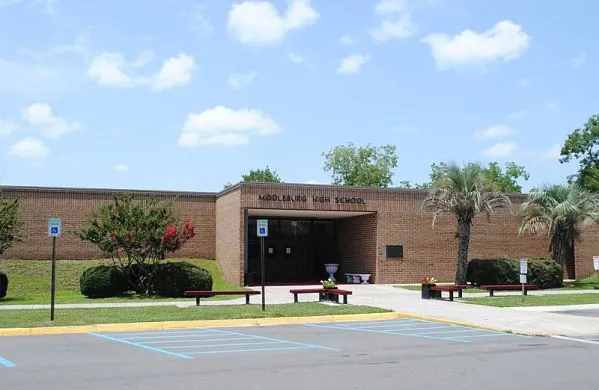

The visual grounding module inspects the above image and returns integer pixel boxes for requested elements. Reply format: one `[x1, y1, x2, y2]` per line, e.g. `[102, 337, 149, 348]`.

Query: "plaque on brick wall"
[386, 245, 403, 259]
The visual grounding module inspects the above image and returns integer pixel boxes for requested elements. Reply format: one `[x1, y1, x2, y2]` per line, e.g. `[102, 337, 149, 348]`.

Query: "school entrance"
[244, 210, 375, 285]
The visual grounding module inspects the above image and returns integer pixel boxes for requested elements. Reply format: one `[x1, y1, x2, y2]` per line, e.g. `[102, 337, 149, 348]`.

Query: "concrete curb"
[0, 311, 546, 337]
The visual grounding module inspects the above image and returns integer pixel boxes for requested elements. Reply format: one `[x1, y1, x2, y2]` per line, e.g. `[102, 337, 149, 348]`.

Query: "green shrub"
[528, 259, 563, 289]
[0, 271, 8, 299]
[467, 258, 563, 289]
[154, 261, 213, 298]
[467, 259, 519, 285]
[80, 265, 128, 298]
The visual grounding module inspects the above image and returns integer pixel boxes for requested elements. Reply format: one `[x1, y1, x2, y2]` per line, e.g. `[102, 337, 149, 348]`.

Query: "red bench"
[479, 284, 537, 297]
[289, 288, 353, 304]
[428, 284, 468, 301]
[183, 290, 260, 306]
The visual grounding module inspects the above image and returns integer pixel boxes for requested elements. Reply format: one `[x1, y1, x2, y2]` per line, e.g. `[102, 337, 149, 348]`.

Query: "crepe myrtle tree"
[419, 162, 512, 284]
[75, 193, 196, 295]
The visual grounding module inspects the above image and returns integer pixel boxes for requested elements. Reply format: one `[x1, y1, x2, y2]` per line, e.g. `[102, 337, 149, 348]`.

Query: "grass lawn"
[561, 274, 599, 290]
[395, 285, 487, 294]
[0, 303, 390, 328]
[464, 293, 599, 307]
[0, 258, 242, 305]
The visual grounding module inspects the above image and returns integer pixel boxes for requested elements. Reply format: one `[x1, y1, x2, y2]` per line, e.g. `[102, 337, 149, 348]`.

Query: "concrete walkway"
[1, 284, 598, 337]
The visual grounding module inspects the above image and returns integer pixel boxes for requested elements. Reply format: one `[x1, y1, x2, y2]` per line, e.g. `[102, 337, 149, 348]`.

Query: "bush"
[467, 259, 519, 285]
[0, 271, 8, 299]
[528, 259, 563, 289]
[80, 265, 128, 298]
[154, 261, 213, 298]
[467, 258, 563, 289]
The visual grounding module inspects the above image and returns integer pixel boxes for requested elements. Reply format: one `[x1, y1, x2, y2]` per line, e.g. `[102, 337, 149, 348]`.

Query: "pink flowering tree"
[76, 193, 196, 295]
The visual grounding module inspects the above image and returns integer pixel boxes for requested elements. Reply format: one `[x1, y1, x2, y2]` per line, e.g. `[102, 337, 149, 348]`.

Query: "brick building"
[2, 183, 598, 286]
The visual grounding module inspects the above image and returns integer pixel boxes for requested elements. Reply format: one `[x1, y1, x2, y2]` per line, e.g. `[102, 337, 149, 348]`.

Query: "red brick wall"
[1, 187, 216, 260]
[215, 187, 243, 285]
[574, 224, 599, 278]
[336, 213, 377, 282]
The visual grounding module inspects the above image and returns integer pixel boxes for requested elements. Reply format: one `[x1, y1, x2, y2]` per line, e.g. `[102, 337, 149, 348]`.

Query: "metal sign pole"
[260, 236, 265, 311]
[50, 236, 57, 321]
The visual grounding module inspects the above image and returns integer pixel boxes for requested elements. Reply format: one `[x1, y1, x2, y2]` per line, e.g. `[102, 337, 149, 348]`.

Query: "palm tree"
[518, 183, 599, 279]
[419, 162, 512, 284]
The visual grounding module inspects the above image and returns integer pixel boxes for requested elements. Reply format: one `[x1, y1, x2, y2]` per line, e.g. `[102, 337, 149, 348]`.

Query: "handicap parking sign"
[257, 219, 268, 237]
[48, 218, 62, 237]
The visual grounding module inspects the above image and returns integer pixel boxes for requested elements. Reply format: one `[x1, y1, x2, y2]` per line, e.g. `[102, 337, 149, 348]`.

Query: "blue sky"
[0, 0, 596, 193]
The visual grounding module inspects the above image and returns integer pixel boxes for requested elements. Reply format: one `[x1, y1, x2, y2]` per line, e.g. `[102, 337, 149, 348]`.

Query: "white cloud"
[508, 110, 527, 120]
[337, 54, 370, 74]
[228, 71, 257, 89]
[113, 163, 129, 172]
[475, 125, 514, 139]
[340, 35, 355, 46]
[287, 52, 304, 64]
[421, 20, 530, 70]
[10, 137, 50, 158]
[21, 103, 79, 139]
[0, 119, 17, 137]
[227, 0, 319, 46]
[87, 52, 196, 90]
[546, 102, 558, 110]
[178, 105, 281, 147]
[369, 0, 417, 42]
[152, 54, 196, 90]
[572, 52, 586, 68]
[482, 142, 517, 157]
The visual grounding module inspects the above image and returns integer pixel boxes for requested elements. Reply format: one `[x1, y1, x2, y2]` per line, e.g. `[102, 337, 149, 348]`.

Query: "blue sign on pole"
[48, 218, 62, 237]
[257, 219, 268, 237]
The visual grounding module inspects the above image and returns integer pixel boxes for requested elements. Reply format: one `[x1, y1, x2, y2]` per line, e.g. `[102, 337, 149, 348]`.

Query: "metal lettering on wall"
[258, 194, 366, 205]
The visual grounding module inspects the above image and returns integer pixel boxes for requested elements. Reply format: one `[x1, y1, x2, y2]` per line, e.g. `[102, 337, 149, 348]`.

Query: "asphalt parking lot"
[2, 318, 599, 389]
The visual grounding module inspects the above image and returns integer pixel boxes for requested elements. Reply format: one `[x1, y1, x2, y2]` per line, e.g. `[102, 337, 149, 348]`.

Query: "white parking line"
[553, 336, 599, 345]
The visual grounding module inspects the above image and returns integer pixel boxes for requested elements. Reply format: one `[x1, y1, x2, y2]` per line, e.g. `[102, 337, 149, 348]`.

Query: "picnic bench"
[428, 284, 468, 301]
[289, 288, 353, 304]
[479, 284, 537, 297]
[183, 290, 261, 306]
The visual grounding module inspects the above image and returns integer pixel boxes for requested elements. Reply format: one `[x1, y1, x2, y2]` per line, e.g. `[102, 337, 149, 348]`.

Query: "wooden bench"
[289, 288, 353, 304]
[428, 284, 468, 301]
[183, 290, 261, 306]
[479, 284, 537, 297]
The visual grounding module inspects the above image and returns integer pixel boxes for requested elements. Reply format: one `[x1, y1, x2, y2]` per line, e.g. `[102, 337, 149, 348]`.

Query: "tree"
[559, 114, 599, 192]
[429, 161, 529, 193]
[75, 193, 196, 295]
[322, 143, 398, 187]
[419, 161, 512, 284]
[518, 183, 599, 279]
[0, 190, 21, 255]
[241, 166, 282, 183]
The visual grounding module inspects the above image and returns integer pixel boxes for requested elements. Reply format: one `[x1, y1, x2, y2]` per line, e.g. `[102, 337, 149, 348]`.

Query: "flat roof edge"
[1, 185, 217, 198]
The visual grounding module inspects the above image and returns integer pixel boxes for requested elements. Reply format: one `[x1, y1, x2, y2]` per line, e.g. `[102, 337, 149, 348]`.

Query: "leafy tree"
[518, 183, 599, 279]
[559, 114, 599, 192]
[241, 166, 282, 183]
[419, 161, 512, 284]
[429, 161, 529, 193]
[224, 166, 283, 189]
[0, 190, 21, 255]
[322, 142, 398, 187]
[75, 193, 196, 295]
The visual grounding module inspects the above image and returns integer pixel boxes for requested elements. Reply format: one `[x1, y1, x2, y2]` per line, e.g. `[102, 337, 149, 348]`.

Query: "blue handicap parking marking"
[0, 355, 16, 368]
[305, 319, 529, 343]
[90, 327, 338, 359]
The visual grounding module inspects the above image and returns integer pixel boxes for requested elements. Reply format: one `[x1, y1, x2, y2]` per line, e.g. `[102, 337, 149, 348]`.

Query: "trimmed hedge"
[467, 258, 563, 289]
[0, 271, 7, 299]
[80, 265, 128, 298]
[154, 261, 213, 297]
